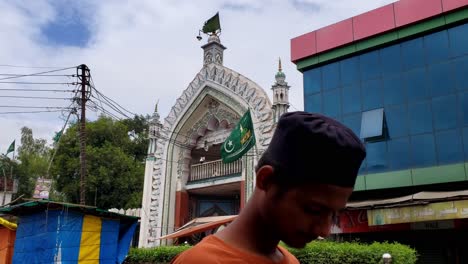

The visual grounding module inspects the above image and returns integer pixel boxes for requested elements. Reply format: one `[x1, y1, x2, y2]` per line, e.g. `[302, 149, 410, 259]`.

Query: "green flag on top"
[202, 12, 221, 34]
[221, 110, 256, 163]
[6, 140, 15, 155]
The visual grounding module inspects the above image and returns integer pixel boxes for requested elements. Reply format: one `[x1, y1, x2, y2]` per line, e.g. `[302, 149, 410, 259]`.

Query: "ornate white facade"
[139, 35, 291, 247]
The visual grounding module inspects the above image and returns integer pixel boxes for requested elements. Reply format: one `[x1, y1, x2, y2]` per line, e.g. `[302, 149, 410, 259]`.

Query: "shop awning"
[159, 215, 237, 240]
[347, 190, 468, 209]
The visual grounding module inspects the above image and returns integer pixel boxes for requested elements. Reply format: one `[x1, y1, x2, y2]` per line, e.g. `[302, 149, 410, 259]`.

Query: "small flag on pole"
[6, 140, 15, 155]
[53, 131, 63, 144]
[221, 110, 256, 163]
[202, 12, 221, 34]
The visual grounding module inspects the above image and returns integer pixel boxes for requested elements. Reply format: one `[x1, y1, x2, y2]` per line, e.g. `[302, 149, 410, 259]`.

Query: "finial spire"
[155, 99, 159, 113]
[278, 57, 282, 72]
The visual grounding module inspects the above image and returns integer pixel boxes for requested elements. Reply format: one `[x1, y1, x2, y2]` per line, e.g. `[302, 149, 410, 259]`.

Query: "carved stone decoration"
[175, 106, 239, 182]
[140, 63, 275, 248]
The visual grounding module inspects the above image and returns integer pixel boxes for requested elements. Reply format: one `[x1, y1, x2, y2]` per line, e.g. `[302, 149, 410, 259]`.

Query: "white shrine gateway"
[139, 34, 292, 247]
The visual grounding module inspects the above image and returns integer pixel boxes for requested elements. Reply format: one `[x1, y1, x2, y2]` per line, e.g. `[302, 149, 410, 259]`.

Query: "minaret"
[139, 101, 163, 247]
[271, 58, 290, 122]
[201, 34, 226, 66]
[148, 101, 163, 155]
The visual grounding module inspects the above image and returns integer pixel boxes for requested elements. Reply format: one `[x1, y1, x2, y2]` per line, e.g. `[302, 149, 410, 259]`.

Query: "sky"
[0, 0, 397, 154]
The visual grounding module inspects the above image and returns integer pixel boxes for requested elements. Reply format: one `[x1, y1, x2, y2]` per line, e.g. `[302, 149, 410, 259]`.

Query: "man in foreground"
[172, 111, 366, 263]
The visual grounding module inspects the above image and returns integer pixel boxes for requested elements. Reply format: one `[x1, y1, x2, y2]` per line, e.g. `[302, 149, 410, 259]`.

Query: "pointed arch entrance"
[139, 64, 275, 247]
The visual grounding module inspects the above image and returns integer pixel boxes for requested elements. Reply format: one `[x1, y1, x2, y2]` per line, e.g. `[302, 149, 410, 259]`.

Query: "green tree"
[14, 127, 51, 198]
[51, 115, 148, 209]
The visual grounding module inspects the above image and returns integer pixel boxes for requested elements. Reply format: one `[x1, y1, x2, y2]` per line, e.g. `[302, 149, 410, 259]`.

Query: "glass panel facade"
[366, 141, 388, 173]
[411, 134, 437, 167]
[303, 68, 321, 95]
[402, 38, 425, 70]
[408, 101, 433, 135]
[388, 138, 411, 170]
[340, 57, 360, 86]
[435, 129, 464, 164]
[432, 95, 457, 130]
[383, 75, 405, 106]
[385, 104, 408, 138]
[322, 63, 340, 91]
[323, 89, 341, 118]
[342, 84, 361, 114]
[303, 23, 468, 174]
[362, 79, 383, 111]
[448, 23, 468, 58]
[405, 68, 429, 102]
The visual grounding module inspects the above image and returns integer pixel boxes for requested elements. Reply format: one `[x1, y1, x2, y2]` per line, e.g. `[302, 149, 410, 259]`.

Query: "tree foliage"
[51, 115, 149, 209]
[0, 127, 52, 200]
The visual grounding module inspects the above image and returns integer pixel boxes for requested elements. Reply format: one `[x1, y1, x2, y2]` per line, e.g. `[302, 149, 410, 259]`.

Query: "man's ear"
[256, 165, 275, 191]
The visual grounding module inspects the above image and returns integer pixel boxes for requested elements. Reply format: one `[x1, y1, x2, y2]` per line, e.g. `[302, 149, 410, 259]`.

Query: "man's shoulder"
[171, 236, 240, 264]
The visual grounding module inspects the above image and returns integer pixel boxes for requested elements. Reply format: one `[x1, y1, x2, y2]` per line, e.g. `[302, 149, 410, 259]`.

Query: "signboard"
[332, 208, 468, 234]
[33, 178, 52, 199]
[368, 200, 468, 226]
[332, 209, 409, 234]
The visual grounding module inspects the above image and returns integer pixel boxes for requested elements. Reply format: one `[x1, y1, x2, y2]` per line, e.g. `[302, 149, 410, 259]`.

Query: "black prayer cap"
[260, 111, 366, 188]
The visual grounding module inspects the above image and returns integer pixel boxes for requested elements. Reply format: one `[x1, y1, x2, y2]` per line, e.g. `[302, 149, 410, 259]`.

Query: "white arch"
[140, 64, 275, 247]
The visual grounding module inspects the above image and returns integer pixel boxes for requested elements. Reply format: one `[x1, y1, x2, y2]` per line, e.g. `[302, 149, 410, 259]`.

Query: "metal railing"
[189, 159, 242, 182]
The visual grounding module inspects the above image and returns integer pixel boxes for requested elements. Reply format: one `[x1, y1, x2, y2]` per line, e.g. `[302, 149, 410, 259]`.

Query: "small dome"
[275, 71, 286, 78]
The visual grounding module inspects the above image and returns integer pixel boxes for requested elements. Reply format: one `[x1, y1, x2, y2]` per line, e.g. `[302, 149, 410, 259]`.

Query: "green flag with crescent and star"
[221, 110, 256, 163]
[202, 12, 221, 34]
[6, 140, 15, 155]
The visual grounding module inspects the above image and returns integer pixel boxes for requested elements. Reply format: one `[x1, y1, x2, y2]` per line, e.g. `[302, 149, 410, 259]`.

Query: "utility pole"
[78, 64, 90, 205]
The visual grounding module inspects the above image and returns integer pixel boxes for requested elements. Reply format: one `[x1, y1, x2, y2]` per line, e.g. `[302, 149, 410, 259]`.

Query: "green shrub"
[123, 245, 191, 264]
[286, 240, 417, 264]
[125, 240, 417, 264]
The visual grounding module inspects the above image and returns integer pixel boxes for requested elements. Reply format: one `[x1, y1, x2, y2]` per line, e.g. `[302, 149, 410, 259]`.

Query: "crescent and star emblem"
[224, 140, 235, 153]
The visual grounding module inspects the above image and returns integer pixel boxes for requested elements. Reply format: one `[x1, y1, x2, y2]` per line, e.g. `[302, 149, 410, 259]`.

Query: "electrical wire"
[91, 80, 136, 116]
[0, 95, 72, 100]
[0, 110, 65, 114]
[0, 88, 75, 92]
[0, 106, 72, 109]
[88, 102, 122, 120]
[90, 94, 130, 119]
[0, 73, 73, 77]
[0, 64, 73, 69]
[0, 81, 74, 85]
[46, 109, 76, 177]
[0, 66, 77, 81]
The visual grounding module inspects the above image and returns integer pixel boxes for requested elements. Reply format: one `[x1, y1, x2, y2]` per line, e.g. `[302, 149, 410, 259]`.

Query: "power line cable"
[0, 95, 72, 100]
[0, 64, 74, 69]
[0, 109, 65, 114]
[0, 88, 75, 92]
[0, 66, 77, 81]
[0, 73, 73, 77]
[46, 109, 76, 177]
[0, 106, 72, 109]
[91, 84, 136, 116]
[89, 94, 130, 119]
[88, 103, 122, 120]
[0, 81, 74, 85]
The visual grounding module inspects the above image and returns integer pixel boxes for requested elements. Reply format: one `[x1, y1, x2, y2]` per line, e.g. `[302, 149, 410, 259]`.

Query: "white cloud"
[0, 0, 396, 152]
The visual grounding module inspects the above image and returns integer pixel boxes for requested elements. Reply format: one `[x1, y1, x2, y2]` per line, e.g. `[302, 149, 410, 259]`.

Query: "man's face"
[262, 182, 353, 248]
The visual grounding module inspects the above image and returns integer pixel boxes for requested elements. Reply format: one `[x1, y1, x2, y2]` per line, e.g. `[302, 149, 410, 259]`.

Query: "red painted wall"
[394, 0, 442, 27]
[291, 0, 468, 62]
[442, 0, 468, 11]
[353, 4, 395, 41]
[175, 191, 189, 229]
[240, 180, 246, 210]
[291, 32, 317, 63]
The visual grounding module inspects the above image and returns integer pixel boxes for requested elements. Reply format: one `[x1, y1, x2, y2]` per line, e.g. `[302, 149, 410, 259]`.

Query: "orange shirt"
[171, 235, 299, 264]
